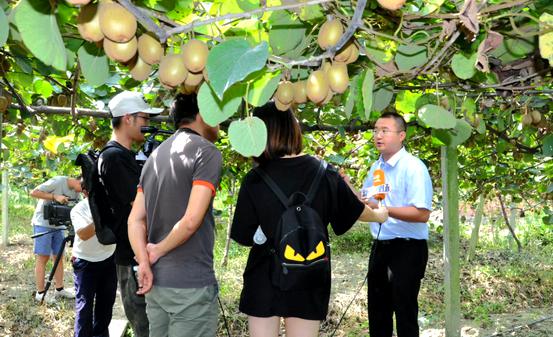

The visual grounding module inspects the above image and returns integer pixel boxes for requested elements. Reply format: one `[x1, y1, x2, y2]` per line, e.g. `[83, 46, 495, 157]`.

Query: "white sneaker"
[54, 288, 75, 299]
[35, 291, 56, 304]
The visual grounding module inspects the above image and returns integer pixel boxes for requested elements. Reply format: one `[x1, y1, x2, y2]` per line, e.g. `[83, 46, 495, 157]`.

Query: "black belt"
[376, 238, 425, 245]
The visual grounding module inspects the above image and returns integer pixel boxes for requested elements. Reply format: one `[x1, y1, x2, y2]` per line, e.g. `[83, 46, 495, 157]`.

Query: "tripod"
[31, 222, 74, 304]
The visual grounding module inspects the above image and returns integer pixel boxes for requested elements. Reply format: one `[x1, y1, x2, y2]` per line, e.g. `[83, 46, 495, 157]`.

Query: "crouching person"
[70, 184, 117, 337]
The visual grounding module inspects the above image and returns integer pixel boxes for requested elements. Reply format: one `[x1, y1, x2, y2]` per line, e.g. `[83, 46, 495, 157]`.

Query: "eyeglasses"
[371, 128, 404, 136]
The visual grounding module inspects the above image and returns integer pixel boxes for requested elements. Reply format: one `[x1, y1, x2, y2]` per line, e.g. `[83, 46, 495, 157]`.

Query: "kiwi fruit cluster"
[272, 19, 359, 111]
[376, 0, 407, 10]
[522, 110, 542, 127]
[75, 1, 210, 90]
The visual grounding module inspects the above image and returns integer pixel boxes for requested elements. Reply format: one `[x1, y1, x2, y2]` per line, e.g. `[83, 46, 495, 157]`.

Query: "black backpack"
[75, 145, 118, 245]
[255, 160, 330, 291]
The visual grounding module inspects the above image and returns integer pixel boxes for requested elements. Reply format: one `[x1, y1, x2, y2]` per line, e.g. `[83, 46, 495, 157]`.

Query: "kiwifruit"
[521, 113, 533, 126]
[180, 83, 199, 95]
[104, 36, 137, 63]
[306, 70, 329, 104]
[77, 3, 104, 42]
[292, 81, 307, 104]
[129, 56, 151, 81]
[67, 0, 92, 5]
[334, 41, 355, 63]
[320, 88, 334, 105]
[184, 71, 204, 86]
[317, 19, 343, 50]
[0, 96, 8, 112]
[531, 110, 542, 124]
[327, 62, 349, 94]
[345, 43, 359, 64]
[182, 39, 209, 73]
[99, 2, 137, 43]
[274, 99, 291, 112]
[138, 34, 163, 65]
[321, 60, 332, 74]
[275, 81, 294, 105]
[377, 0, 407, 10]
[57, 94, 68, 107]
[159, 53, 188, 88]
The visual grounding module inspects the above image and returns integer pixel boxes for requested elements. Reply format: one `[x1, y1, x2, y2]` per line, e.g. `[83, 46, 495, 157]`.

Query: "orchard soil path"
[1, 234, 552, 337]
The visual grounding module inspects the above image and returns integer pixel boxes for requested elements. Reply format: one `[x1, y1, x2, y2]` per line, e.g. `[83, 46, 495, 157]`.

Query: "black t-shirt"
[99, 140, 141, 265]
[230, 155, 365, 320]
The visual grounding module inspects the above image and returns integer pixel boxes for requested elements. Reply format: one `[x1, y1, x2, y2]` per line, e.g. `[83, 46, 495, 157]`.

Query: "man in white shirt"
[71, 187, 117, 337]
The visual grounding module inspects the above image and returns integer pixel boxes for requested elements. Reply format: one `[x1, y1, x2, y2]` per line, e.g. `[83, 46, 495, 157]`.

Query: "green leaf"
[198, 82, 244, 127]
[373, 85, 394, 112]
[14, 0, 66, 71]
[300, 4, 324, 21]
[395, 44, 427, 71]
[245, 70, 281, 107]
[432, 119, 472, 147]
[543, 134, 553, 157]
[33, 79, 53, 98]
[228, 116, 267, 157]
[344, 75, 360, 119]
[0, 8, 8, 47]
[206, 39, 269, 100]
[418, 104, 457, 129]
[395, 90, 422, 114]
[78, 43, 109, 87]
[362, 69, 374, 121]
[451, 53, 477, 80]
[475, 118, 486, 134]
[269, 11, 306, 56]
[491, 36, 535, 63]
[419, 0, 446, 16]
[365, 38, 395, 64]
[539, 13, 553, 63]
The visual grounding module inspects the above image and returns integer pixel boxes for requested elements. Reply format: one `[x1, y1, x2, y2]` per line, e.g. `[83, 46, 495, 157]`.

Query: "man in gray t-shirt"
[30, 176, 81, 302]
[129, 93, 222, 337]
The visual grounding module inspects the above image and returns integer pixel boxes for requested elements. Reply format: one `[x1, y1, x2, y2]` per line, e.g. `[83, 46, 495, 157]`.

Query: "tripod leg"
[41, 236, 71, 304]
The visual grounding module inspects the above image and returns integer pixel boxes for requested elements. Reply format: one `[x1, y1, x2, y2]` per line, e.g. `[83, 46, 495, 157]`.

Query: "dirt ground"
[1, 235, 552, 337]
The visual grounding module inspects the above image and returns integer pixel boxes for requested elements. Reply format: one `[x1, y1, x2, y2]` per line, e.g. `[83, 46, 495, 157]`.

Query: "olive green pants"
[145, 284, 219, 337]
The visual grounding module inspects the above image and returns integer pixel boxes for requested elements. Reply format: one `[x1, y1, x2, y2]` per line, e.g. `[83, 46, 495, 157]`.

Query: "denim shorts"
[33, 225, 64, 256]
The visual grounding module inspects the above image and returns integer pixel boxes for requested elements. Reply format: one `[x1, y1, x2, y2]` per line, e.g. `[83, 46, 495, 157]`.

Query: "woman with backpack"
[230, 102, 388, 337]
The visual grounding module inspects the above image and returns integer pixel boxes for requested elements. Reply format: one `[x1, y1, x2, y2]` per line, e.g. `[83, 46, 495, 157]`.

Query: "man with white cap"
[97, 91, 162, 337]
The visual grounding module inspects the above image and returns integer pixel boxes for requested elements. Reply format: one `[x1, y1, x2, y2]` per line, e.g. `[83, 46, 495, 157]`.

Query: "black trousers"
[367, 238, 428, 337]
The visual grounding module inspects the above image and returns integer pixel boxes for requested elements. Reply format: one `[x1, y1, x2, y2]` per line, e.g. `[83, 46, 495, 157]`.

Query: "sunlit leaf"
[207, 39, 269, 100]
[228, 116, 267, 157]
[395, 44, 427, 71]
[451, 53, 477, 80]
[418, 104, 457, 129]
[0, 8, 8, 47]
[198, 82, 244, 127]
[14, 0, 66, 71]
[539, 13, 553, 63]
[361, 69, 374, 121]
[395, 90, 422, 114]
[78, 43, 109, 87]
[246, 70, 281, 107]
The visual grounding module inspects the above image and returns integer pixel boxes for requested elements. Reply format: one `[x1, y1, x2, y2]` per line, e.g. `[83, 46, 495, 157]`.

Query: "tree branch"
[117, 0, 168, 42]
[496, 190, 522, 252]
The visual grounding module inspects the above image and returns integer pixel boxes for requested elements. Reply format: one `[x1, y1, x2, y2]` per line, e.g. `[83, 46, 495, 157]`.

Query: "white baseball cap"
[108, 91, 163, 117]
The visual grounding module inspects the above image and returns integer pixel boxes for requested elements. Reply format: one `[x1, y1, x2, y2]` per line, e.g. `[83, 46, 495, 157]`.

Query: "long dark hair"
[253, 102, 303, 164]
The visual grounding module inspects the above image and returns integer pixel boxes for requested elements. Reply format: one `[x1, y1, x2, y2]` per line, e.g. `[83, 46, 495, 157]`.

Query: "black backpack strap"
[305, 160, 327, 204]
[254, 167, 289, 208]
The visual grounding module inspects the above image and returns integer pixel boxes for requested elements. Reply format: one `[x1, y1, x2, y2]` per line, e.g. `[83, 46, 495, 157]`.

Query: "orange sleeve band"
[137, 186, 143, 193]
[193, 180, 216, 197]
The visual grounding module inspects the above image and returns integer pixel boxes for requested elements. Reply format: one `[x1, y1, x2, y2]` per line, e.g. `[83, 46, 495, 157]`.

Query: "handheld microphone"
[373, 168, 386, 205]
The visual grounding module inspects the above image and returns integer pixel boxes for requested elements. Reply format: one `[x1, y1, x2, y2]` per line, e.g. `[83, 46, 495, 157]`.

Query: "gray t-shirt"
[140, 128, 222, 289]
[31, 176, 80, 228]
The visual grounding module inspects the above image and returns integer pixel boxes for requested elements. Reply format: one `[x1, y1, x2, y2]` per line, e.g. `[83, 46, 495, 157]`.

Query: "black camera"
[43, 201, 75, 226]
[141, 126, 174, 157]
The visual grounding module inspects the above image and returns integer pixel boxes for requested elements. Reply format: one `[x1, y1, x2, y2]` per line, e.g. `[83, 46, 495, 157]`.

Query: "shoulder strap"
[254, 167, 289, 207]
[255, 159, 328, 207]
[305, 160, 327, 203]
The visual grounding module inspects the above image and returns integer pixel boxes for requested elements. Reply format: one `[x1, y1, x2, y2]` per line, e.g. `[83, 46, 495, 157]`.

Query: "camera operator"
[71, 183, 117, 337]
[30, 176, 82, 302]
[97, 91, 161, 337]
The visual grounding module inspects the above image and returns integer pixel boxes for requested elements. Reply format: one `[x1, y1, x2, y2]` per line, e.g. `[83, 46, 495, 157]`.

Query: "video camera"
[43, 200, 76, 227]
[140, 126, 174, 158]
